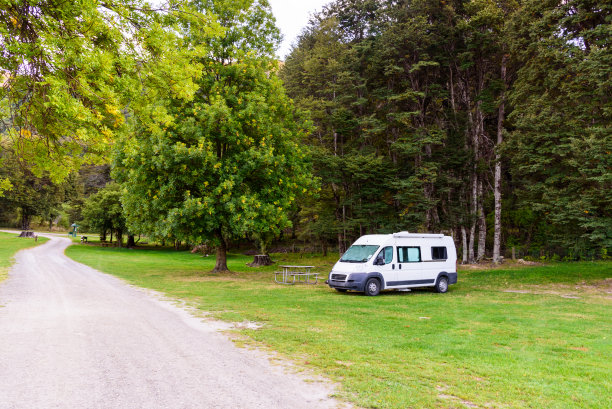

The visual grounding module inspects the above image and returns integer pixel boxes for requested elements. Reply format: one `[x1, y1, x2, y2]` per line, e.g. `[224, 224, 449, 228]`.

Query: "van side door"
[371, 246, 396, 288]
[395, 246, 432, 287]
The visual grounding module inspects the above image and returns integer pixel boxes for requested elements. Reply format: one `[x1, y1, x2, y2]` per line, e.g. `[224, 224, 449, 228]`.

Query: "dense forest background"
[280, 0, 611, 261]
[0, 0, 610, 262]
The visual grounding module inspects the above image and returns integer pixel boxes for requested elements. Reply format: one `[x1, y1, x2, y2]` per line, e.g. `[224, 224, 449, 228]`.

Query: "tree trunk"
[333, 130, 338, 155]
[116, 230, 123, 247]
[247, 254, 273, 267]
[493, 55, 507, 264]
[468, 173, 477, 263]
[257, 236, 270, 256]
[468, 70, 486, 264]
[127, 235, 135, 248]
[211, 231, 229, 273]
[423, 143, 439, 230]
[101, 230, 107, 241]
[20, 210, 31, 231]
[342, 205, 346, 251]
[468, 223, 475, 264]
[110, 230, 113, 244]
[461, 226, 468, 264]
[477, 179, 486, 261]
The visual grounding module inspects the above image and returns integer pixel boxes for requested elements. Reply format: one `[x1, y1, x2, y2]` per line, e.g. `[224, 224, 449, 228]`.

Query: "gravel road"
[0, 235, 347, 409]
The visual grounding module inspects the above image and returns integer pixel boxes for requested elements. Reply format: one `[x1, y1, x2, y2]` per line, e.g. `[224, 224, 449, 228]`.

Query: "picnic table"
[274, 265, 318, 285]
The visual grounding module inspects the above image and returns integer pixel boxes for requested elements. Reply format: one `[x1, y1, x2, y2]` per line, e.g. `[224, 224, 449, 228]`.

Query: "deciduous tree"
[0, 0, 212, 182]
[114, 0, 315, 272]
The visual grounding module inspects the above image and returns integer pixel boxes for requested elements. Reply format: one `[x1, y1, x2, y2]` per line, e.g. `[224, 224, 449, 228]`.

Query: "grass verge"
[0, 232, 49, 282]
[65, 244, 611, 409]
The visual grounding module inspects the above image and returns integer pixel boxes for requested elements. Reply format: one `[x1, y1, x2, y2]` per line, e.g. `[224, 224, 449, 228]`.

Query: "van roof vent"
[393, 231, 444, 239]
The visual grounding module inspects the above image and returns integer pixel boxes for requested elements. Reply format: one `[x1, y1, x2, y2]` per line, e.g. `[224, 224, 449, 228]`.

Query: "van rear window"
[432, 247, 447, 260]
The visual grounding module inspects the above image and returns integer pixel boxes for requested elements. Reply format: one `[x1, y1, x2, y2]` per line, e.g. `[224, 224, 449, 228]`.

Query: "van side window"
[432, 246, 447, 260]
[383, 246, 393, 264]
[398, 247, 421, 262]
[376, 246, 393, 264]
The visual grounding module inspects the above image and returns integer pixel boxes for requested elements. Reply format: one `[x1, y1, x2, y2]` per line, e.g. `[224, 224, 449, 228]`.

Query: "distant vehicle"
[326, 232, 457, 296]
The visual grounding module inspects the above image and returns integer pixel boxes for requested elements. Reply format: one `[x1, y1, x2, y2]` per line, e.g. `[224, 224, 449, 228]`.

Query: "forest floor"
[64, 242, 612, 409]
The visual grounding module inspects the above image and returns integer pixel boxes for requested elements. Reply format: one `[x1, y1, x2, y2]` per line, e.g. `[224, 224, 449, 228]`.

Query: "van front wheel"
[435, 276, 449, 293]
[364, 278, 380, 296]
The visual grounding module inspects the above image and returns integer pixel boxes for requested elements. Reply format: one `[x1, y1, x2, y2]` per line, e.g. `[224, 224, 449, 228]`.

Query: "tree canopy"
[0, 0, 216, 183]
[113, 0, 316, 271]
[280, 0, 610, 260]
[81, 183, 127, 244]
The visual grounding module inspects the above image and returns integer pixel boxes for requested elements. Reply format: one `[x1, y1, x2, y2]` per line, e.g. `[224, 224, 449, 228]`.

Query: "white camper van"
[326, 232, 457, 296]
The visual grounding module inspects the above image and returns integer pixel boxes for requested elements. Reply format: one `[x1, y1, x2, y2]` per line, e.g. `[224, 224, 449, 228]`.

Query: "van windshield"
[340, 245, 380, 263]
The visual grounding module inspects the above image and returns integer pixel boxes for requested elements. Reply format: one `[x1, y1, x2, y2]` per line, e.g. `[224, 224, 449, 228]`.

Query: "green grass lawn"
[65, 244, 611, 409]
[0, 232, 48, 282]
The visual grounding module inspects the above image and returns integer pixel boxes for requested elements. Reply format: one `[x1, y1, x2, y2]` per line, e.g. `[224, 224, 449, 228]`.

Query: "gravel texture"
[0, 235, 347, 409]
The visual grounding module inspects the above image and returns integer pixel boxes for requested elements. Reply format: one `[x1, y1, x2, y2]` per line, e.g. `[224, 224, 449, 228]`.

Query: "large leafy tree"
[0, 151, 65, 230]
[114, 0, 315, 272]
[81, 183, 127, 245]
[0, 0, 213, 184]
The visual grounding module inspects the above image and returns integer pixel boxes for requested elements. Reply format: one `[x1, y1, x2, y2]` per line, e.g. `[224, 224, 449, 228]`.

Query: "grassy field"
[65, 244, 611, 409]
[0, 232, 48, 282]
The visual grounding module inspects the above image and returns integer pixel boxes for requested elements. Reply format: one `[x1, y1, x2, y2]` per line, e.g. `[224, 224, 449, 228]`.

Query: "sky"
[268, 0, 331, 59]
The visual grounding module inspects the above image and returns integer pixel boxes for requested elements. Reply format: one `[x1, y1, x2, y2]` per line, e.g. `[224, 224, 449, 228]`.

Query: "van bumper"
[327, 273, 368, 291]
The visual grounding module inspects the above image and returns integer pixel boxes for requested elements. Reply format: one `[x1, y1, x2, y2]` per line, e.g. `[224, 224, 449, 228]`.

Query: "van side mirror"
[374, 256, 384, 266]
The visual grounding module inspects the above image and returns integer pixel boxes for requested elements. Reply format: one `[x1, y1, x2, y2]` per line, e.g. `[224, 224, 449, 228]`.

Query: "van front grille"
[331, 274, 347, 281]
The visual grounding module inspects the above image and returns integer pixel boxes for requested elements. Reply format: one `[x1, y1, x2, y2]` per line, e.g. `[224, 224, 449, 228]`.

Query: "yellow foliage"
[101, 128, 113, 139]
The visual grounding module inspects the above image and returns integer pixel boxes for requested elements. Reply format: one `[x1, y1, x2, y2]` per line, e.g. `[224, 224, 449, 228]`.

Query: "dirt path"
[0, 235, 347, 409]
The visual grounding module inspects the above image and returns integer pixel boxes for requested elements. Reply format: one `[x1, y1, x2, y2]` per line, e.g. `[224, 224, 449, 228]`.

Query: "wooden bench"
[274, 265, 319, 285]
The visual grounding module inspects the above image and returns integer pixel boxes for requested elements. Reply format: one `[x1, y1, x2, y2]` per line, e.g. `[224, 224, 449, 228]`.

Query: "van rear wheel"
[364, 278, 380, 296]
[435, 276, 449, 293]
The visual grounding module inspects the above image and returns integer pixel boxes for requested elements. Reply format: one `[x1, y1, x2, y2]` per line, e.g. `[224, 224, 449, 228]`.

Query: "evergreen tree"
[281, 0, 522, 261]
[507, 0, 611, 257]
